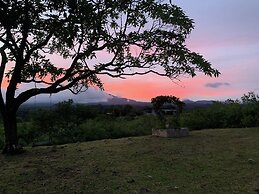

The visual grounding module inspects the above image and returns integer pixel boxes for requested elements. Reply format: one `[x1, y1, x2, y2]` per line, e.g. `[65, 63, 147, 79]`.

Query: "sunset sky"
[100, 0, 259, 102]
[8, 1, 259, 103]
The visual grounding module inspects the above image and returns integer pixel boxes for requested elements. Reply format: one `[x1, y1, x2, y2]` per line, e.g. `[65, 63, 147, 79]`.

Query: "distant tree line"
[180, 92, 259, 129]
[0, 100, 159, 148]
[0, 92, 258, 149]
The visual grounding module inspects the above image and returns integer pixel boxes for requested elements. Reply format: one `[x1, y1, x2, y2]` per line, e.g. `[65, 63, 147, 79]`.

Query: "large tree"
[0, 0, 219, 154]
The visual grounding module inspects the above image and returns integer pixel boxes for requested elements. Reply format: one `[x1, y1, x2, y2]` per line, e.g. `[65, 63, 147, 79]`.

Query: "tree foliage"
[151, 95, 184, 128]
[0, 0, 219, 108]
[151, 95, 184, 113]
[0, 0, 219, 153]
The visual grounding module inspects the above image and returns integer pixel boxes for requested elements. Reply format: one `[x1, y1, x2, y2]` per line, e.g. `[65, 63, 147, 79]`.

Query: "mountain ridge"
[23, 87, 217, 108]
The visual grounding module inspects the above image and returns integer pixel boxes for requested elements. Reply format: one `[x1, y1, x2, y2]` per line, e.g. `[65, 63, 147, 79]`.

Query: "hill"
[0, 128, 258, 193]
[21, 86, 216, 109]
[22, 95, 214, 111]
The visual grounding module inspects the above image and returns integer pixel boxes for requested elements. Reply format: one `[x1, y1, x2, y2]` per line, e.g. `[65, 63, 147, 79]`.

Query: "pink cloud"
[101, 73, 238, 101]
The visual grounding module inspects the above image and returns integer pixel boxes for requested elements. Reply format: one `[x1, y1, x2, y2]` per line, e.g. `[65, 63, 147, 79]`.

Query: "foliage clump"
[151, 95, 185, 128]
[1, 100, 160, 147]
[180, 92, 259, 130]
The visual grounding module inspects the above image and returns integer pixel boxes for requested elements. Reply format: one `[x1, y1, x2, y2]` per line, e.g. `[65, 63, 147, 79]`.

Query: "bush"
[180, 109, 208, 130]
[222, 102, 242, 128]
[0, 124, 4, 149]
[18, 122, 37, 146]
[180, 93, 259, 130]
[241, 103, 259, 127]
[78, 115, 160, 141]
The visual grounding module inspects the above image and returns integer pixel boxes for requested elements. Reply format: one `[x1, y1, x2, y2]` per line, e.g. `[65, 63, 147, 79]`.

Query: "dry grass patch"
[0, 128, 258, 193]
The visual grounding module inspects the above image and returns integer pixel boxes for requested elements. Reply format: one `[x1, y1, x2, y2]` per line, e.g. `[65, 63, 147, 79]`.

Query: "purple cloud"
[205, 82, 230, 88]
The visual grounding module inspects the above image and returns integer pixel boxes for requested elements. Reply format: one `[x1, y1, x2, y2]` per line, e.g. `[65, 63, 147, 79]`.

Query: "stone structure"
[152, 128, 189, 138]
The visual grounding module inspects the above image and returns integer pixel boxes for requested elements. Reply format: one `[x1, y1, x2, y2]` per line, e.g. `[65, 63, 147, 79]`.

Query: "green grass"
[0, 128, 258, 194]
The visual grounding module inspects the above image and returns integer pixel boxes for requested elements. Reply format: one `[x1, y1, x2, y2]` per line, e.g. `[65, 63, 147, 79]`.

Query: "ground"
[0, 128, 258, 193]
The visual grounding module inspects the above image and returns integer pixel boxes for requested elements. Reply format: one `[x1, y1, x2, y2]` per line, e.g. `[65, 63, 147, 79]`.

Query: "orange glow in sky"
[102, 73, 240, 101]
[1, 0, 259, 103]
[1, 78, 8, 88]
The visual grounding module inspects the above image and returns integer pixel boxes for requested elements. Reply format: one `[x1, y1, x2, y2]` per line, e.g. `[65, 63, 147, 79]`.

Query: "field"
[0, 127, 258, 194]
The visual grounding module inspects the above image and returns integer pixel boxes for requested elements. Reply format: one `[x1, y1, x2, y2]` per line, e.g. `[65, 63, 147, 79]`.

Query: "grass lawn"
[0, 128, 258, 194]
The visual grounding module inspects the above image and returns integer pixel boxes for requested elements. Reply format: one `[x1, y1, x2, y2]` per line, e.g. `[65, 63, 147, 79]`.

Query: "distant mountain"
[25, 89, 150, 107]
[97, 94, 150, 106]
[182, 99, 215, 110]
[23, 87, 215, 109]
[85, 96, 215, 109]
[82, 95, 150, 107]
[196, 100, 215, 105]
[25, 88, 111, 104]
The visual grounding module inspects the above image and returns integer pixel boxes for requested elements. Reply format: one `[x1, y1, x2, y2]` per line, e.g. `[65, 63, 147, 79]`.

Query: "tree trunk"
[2, 110, 23, 154]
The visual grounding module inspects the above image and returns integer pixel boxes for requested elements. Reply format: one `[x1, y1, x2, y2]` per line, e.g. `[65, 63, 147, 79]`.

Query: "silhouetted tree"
[0, 0, 219, 154]
[241, 92, 259, 104]
[151, 95, 184, 127]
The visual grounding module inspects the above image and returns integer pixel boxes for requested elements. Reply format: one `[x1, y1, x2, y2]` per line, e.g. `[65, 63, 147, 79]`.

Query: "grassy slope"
[0, 128, 258, 194]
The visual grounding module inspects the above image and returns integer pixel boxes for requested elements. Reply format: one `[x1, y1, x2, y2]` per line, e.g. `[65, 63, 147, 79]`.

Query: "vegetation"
[0, 127, 258, 193]
[151, 95, 184, 128]
[0, 100, 162, 149]
[0, 0, 219, 154]
[180, 92, 259, 130]
[0, 92, 258, 148]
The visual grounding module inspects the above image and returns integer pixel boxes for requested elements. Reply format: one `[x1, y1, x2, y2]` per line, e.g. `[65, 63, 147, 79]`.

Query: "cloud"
[25, 87, 111, 104]
[205, 82, 230, 88]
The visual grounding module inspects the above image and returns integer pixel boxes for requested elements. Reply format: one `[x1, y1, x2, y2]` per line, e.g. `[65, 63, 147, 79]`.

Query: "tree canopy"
[0, 0, 220, 108]
[151, 95, 184, 112]
[0, 0, 220, 153]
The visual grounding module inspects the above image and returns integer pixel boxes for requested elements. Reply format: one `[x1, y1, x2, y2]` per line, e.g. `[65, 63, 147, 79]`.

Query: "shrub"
[78, 115, 160, 141]
[18, 122, 37, 146]
[0, 124, 4, 149]
[180, 109, 208, 130]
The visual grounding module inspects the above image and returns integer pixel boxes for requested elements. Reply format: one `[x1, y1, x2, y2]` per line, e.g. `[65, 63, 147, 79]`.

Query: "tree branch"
[15, 70, 94, 108]
[24, 33, 53, 63]
[19, 0, 30, 55]
[0, 36, 17, 57]
[6, 28, 19, 55]
[0, 45, 7, 115]
[0, 45, 7, 87]
[97, 69, 168, 78]
[20, 78, 53, 85]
